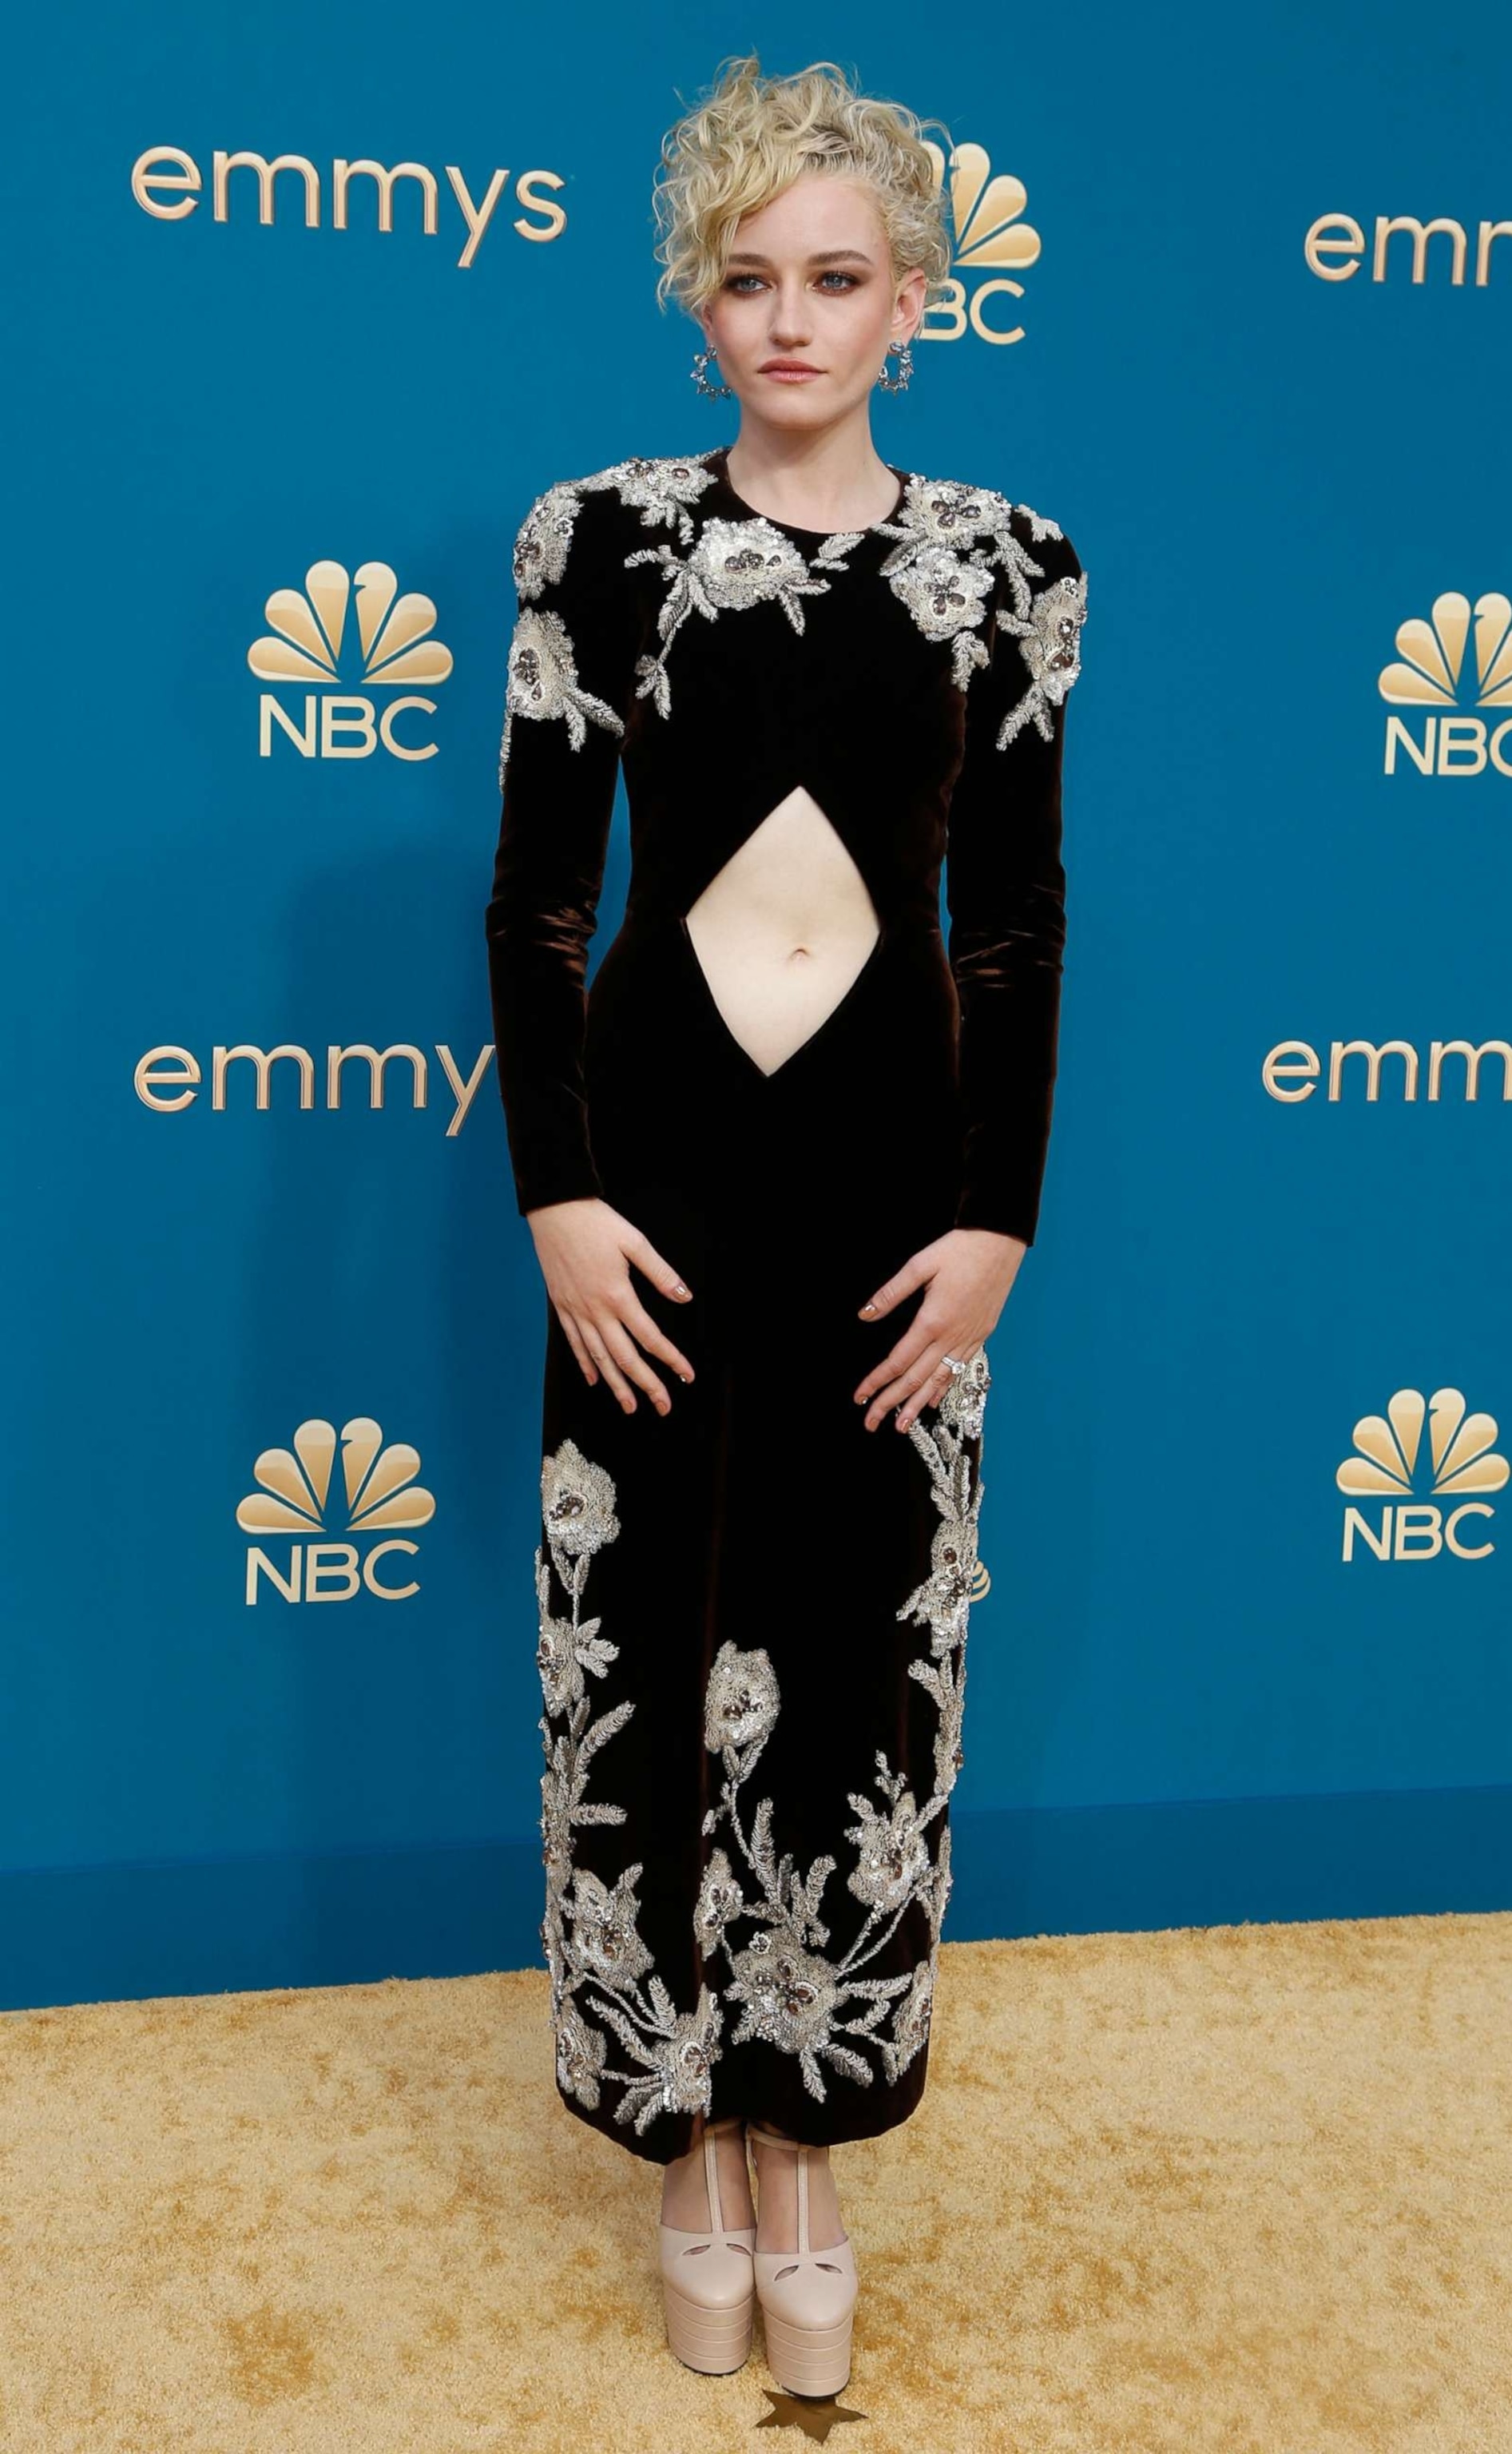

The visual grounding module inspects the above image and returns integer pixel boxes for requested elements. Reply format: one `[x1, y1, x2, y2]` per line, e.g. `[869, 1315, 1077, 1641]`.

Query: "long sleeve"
[484, 479, 639, 1216]
[943, 512, 1088, 1244]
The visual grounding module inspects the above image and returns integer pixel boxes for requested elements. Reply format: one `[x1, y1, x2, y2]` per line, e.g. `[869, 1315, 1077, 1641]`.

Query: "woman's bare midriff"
[683, 785, 880, 1074]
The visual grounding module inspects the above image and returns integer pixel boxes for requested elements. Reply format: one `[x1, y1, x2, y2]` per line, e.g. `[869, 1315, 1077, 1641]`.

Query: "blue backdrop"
[5, 0, 1510, 2010]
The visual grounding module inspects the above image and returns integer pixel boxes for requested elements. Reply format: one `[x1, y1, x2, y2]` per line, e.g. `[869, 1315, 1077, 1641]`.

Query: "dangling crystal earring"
[875, 338, 915, 393]
[691, 344, 734, 400]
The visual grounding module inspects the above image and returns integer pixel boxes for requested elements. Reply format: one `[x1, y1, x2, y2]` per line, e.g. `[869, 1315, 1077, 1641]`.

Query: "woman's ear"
[895, 264, 927, 342]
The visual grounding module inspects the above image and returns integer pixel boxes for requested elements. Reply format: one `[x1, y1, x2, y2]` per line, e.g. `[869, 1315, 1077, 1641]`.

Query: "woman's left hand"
[852, 1228, 1025, 1432]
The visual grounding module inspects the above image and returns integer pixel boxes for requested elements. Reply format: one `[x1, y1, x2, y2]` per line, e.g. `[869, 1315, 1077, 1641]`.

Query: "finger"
[855, 1314, 947, 1411]
[616, 1295, 696, 1388]
[557, 1308, 601, 1388]
[895, 1360, 954, 1432]
[856, 1252, 928, 1324]
[593, 1314, 673, 1415]
[625, 1230, 694, 1304]
[861, 1328, 949, 1429]
[581, 1320, 641, 1414]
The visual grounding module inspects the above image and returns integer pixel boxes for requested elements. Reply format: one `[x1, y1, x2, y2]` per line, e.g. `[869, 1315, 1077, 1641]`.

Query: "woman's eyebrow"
[723, 247, 877, 268]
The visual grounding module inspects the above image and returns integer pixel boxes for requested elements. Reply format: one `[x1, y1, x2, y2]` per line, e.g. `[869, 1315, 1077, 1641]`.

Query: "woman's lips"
[760, 364, 822, 382]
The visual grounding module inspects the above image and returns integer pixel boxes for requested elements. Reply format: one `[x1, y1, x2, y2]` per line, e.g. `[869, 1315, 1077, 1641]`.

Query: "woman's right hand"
[526, 1198, 696, 1416]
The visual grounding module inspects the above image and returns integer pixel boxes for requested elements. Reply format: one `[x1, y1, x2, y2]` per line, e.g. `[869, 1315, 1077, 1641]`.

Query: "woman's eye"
[724, 272, 861, 295]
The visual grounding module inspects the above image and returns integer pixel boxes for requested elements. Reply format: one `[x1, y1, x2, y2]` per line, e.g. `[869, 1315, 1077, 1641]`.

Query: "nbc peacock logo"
[1379, 591, 1512, 777]
[920, 141, 1042, 347]
[237, 1415, 437, 1602]
[1336, 1386, 1507, 1562]
[248, 560, 454, 763]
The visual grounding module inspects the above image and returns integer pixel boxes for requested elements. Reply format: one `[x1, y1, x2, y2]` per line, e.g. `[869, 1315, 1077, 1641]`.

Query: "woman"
[484, 51, 1087, 2397]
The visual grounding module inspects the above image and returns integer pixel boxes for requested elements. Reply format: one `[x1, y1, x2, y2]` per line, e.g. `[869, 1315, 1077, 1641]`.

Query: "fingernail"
[859, 1302, 877, 1316]
[673, 1282, 690, 1296]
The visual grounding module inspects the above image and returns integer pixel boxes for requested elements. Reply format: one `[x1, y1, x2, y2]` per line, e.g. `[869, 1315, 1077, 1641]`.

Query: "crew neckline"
[708, 443, 907, 540]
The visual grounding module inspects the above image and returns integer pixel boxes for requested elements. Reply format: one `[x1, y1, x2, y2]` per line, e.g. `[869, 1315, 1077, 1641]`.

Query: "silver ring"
[940, 1353, 968, 1376]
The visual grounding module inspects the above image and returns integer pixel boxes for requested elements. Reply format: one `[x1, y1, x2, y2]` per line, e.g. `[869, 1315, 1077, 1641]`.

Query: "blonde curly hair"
[651, 51, 954, 319]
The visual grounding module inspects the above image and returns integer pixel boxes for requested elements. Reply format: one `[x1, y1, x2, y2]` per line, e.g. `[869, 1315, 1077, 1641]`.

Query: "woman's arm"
[484, 478, 697, 1416]
[851, 510, 1088, 1431]
[485, 478, 637, 1217]
[943, 511, 1089, 1245]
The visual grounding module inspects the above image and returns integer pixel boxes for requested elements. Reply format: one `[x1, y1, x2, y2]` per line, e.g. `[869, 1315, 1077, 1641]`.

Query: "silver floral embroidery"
[574, 451, 720, 542]
[694, 1846, 747, 1954]
[704, 1639, 784, 1750]
[626, 514, 856, 719]
[535, 1435, 724, 2134]
[513, 482, 585, 600]
[693, 1348, 992, 2101]
[994, 570, 1089, 748]
[870, 476, 1089, 726]
[887, 1960, 936, 2080]
[534, 1364, 991, 2123]
[882, 541, 998, 689]
[498, 463, 700, 784]
[497, 602, 625, 785]
[876, 475, 1058, 617]
[502, 452, 1084, 761]
[887, 1348, 994, 2074]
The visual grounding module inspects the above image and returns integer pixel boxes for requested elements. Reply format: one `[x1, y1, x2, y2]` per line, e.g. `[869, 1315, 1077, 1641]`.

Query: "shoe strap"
[702, 2122, 726, 2234]
[747, 2125, 812, 2253]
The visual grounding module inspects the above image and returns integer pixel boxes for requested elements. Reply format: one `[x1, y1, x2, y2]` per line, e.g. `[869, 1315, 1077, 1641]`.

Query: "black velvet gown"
[484, 441, 1087, 2168]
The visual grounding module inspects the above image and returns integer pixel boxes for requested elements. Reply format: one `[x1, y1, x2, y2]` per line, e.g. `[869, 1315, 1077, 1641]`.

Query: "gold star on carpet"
[754, 2385, 869, 2440]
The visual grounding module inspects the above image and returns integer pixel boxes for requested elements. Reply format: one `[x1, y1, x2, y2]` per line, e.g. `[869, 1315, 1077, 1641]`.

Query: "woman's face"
[696, 171, 926, 432]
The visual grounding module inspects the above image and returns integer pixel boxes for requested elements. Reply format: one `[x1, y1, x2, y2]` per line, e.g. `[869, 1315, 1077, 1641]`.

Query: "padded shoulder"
[510, 471, 626, 599]
[1003, 494, 1080, 580]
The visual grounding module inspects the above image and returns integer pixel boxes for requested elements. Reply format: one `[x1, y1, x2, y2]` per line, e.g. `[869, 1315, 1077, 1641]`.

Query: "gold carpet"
[2, 1912, 1507, 2452]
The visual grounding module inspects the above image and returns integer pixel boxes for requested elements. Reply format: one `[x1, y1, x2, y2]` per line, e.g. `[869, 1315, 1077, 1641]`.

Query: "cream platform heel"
[658, 2114, 757, 2374]
[747, 2123, 859, 2397]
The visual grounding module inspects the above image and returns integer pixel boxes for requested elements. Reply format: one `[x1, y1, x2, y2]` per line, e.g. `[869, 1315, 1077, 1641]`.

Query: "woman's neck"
[722, 425, 900, 533]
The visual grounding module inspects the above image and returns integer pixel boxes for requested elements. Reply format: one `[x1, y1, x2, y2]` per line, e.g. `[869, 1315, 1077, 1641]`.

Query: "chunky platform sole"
[658, 2115, 757, 2376]
[756, 2296, 855, 2397]
[747, 2122, 859, 2400]
[662, 2273, 757, 2373]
